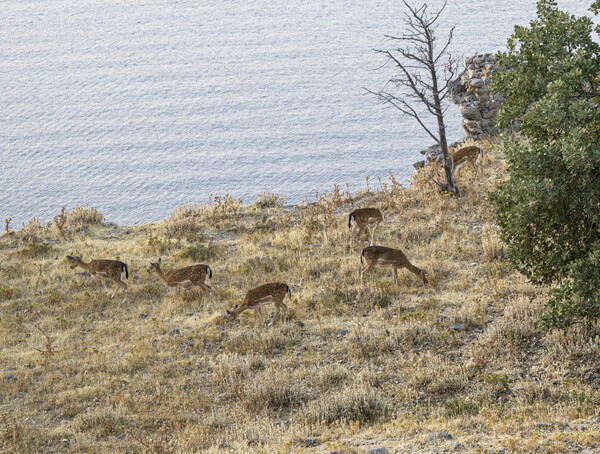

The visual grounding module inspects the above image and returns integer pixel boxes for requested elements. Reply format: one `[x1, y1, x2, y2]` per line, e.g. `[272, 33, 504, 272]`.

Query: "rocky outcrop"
[449, 53, 503, 140]
[413, 53, 504, 168]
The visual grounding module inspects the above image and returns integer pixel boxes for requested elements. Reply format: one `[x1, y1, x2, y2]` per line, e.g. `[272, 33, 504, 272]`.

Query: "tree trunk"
[427, 31, 458, 195]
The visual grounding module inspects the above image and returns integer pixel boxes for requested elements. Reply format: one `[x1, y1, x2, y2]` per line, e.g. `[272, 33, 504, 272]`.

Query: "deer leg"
[254, 306, 264, 329]
[370, 221, 379, 246]
[271, 303, 281, 327]
[392, 266, 399, 285]
[199, 282, 213, 304]
[360, 263, 374, 281]
[109, 281, 122, 299]
[351, 224, 360, 249]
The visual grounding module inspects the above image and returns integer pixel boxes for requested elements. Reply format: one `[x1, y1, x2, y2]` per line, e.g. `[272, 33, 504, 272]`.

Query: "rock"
[450, 442, 465, 451]
[4, 374, 17, 382]
[460, 105, 482, 121]
[448, 323, 463, 331]
[219, 441, 229, 449]
[139, 313, 149, 319]
[340, 329, 348, 336]
[470, 78, 485, 88]
[438, 432, 453, 439]
[186, 311, 194, 316]
[304, 437, 318, 447]
[366, 448, 388, 454]
[271, 348, 282, 355]
[169, 328, 181, 337]
[535, 422, 549, 429]
[216, 325, 225, 331]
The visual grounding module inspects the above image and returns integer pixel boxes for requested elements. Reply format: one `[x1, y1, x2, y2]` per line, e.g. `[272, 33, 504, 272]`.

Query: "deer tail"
[348, 214, 354, 229]
[122, 264, 129, 280]
[206, 266, 212, 279]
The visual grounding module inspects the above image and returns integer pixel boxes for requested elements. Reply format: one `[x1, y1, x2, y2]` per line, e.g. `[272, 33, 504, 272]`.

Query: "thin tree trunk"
[426, 28, 457, 194]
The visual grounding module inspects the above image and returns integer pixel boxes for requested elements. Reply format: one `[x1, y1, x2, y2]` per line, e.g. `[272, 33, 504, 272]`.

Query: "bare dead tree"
[367, 0, 459, 193]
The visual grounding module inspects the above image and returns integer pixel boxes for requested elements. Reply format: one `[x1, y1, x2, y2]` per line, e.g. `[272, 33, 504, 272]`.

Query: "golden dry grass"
[1, 138, 600, 453]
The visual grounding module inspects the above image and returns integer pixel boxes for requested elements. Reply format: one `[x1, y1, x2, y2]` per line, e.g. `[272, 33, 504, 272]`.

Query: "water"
[0, 1, 592, 225]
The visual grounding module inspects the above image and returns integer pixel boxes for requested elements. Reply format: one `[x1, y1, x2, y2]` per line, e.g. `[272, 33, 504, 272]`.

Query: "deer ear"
[158, 257, 162, 264]
[226, 310, 232, 315]
[78, 254, 83, 259]
[234, 304, 238, 310]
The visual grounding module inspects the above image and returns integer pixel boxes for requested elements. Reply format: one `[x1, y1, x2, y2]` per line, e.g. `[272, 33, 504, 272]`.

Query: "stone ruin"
[415, 53, 504, 167]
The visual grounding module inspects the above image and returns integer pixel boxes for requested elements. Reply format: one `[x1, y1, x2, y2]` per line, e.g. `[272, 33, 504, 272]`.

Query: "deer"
[66, 255, 129, 302]
[147, 258, 213, 302]
[447, 145, 484, 180]
[348, 207, 383, 249]
[226, 282, 291, 329]
[360, 246, 427, 286]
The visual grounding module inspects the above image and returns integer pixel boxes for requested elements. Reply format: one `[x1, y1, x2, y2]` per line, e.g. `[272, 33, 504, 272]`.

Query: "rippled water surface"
[0, 1, 590, 224]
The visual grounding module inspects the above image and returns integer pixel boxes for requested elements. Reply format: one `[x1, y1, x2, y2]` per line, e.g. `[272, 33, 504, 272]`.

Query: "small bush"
[303, 385, 389, 425]
[21, 242, 52, 257]
[0, 285, 18, 301]
[243, 368, 308, 412]
[253, 192, 287, 209]
[177, 243, 220, 262]
[67, 205, 104, 225]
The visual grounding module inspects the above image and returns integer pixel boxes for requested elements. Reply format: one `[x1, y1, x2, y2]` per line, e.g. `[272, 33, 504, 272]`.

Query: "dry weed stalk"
[53, 206, 68, 239]
[31, 321, 53, 358]
[4, 218, 12, 235]
[1, 413, 22, 444]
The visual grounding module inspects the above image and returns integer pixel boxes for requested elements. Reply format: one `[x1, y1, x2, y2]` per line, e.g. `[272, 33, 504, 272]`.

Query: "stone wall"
[449, 53, 503, 140]
[414, 53, 504, 168]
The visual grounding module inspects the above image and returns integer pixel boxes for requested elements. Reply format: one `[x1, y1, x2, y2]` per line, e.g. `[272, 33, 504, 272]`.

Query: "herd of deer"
[65, 145, 484, 329]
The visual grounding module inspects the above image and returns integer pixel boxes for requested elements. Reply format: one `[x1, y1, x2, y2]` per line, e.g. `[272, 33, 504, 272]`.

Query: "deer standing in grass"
[348, 208, 383, 249]
[447, 145, 484, 180]
[226, 282, 290, 329]
[360, 246, 427, 286]
[147, 258, 213, 302]
[66, 255, 129, 302]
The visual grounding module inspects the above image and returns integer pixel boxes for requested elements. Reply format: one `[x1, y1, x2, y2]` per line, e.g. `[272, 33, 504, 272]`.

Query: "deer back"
[89, 260, 127, 279]
[451, 146, 481, 166]
[243, 282, 288, 307]
[350, 208, 383, 225]
[362, 246, 408, 266]
[165, 264, 211, 285]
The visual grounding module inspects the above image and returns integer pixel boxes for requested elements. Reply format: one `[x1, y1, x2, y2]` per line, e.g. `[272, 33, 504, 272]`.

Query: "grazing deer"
[226, 282, 290, 329]
[66, 255, 129, 302]
[147, 258, 213, 302]
[448, 145, 484, 180]
[360, 246, 427, 286]
[348, 207, 383, 249]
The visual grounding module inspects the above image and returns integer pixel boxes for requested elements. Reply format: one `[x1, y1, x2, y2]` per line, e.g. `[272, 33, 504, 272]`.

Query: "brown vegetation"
[1, 138, 599, 453]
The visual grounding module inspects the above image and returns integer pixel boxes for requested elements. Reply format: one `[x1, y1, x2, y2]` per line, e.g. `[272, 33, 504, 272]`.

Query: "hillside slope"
[1, 144, 599, 453]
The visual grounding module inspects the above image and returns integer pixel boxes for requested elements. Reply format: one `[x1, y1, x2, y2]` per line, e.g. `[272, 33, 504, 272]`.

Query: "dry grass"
[1, 137, 600, 453]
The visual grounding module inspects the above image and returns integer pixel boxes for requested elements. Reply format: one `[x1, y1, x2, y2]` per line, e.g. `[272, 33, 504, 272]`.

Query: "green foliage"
[177, 243, 219, 262]
[21, 241, 52, 257]
[0, 284, 18, 301]
[490, 0, 600, 328]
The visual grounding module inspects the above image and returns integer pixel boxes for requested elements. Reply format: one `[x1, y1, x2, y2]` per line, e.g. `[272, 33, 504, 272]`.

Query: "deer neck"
[153, 268, 170, 285]
[78, 260, 92, 272]
[406, 261, 422, 276]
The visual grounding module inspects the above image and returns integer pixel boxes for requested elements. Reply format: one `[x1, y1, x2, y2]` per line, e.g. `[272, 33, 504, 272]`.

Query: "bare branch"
[369, 0, 459, 193]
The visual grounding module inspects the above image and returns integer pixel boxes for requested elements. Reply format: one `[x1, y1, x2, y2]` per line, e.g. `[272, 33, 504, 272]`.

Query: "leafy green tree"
[490, 0, 600, 328]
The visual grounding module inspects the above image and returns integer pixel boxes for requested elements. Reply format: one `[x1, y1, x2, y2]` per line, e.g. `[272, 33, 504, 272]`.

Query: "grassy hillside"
[1, 141, 600, 453]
